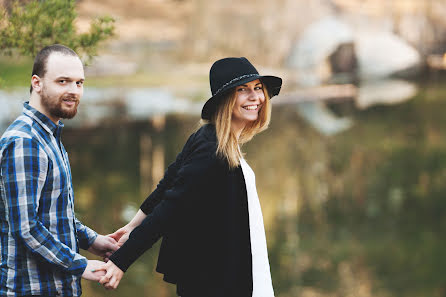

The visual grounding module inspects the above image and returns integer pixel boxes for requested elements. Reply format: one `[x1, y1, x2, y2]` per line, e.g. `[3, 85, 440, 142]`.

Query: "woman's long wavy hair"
[201, 84, 271, 168]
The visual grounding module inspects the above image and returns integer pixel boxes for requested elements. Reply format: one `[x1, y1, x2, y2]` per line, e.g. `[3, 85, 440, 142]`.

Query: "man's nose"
[68, 82, 82, 95]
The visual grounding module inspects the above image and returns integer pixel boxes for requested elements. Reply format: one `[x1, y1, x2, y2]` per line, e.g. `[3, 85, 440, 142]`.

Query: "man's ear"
[31, 75, 42, 93]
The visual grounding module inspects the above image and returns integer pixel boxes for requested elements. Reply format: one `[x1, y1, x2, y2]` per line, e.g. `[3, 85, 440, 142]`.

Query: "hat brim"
[201, 75, 282, 120]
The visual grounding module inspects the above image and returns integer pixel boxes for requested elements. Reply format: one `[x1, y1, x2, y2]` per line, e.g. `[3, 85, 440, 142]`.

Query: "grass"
[0, 56, 33, 89]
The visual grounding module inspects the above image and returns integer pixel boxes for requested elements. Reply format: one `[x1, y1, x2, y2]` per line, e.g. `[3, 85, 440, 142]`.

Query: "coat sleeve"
[109, 138, 221, 272]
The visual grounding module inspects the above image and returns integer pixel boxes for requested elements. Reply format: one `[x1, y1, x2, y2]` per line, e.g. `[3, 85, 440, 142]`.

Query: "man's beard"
[41, 87, 79, 120]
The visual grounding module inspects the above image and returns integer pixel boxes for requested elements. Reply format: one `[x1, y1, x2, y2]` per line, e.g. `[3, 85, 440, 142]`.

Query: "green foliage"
[0, 0, 115, 61]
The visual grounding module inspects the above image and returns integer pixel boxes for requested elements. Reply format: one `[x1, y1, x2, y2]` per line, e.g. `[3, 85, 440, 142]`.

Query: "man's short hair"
[30, 44, 79, 94]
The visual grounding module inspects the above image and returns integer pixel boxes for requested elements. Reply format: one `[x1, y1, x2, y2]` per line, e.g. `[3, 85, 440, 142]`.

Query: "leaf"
[0, 0, 115, 60]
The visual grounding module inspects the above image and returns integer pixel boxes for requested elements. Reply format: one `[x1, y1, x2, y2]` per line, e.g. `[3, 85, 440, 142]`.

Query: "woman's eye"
[59, 80, 66, 84]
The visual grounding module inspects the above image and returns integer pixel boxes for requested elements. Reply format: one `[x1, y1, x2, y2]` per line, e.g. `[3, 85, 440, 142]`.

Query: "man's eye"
[59, 80, 66, 84]
[77, 81, 84, 86]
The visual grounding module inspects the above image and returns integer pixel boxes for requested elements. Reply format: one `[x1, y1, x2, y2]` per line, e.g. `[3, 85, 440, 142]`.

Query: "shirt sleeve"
[74, 217, 98, 250]
[110, 139, 220, 272]
[0, 138, 87, 277]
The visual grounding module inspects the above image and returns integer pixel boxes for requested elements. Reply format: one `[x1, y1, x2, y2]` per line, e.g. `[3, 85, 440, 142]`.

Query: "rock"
[296, 101, 353, 135]
[355, 31, 421, 79]
[356, 79, 417, 109]
[329, 42, 357, 74]
[288, 16, 354, 70]
[287, 17, 421, 84]
[287, 16, 354, 86]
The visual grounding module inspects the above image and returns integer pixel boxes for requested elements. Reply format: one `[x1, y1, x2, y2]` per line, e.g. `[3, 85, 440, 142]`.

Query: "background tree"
[0, 0, 115, 61]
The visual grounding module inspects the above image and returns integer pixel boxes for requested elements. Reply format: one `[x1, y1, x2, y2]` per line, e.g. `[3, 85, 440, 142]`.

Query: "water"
[2, 78, 446, 296]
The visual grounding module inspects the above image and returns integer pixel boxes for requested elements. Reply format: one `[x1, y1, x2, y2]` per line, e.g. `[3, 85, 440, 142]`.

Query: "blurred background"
[1, 0, 446, 296]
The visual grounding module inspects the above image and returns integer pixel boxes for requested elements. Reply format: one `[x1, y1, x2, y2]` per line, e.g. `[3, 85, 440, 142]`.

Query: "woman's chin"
[245, 115, 259, 122]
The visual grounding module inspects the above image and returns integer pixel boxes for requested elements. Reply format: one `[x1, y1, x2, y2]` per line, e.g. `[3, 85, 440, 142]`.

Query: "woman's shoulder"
[187, 124, 217, 148]
[182, 124, 217, 157]
[194, 123, 217, 142]
[178, 124, 233, 175]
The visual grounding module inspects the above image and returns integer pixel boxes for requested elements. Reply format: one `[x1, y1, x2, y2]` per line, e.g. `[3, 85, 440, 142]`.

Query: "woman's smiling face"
[231, 79, 265, 130]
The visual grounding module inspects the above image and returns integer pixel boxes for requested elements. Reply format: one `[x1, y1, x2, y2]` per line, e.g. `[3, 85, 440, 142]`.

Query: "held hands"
[98, 260, 124, 290]
[82, 235, 120, 285]
[83, 260, 124, 290]
[88, 234, 120, 260]
[93, 210, 147, 290]
[82, 260, 106, 281]
[93, 224, 132, 290]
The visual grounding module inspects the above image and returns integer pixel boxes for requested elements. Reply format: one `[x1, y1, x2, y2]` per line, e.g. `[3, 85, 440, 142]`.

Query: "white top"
[240, 158, 275, 297]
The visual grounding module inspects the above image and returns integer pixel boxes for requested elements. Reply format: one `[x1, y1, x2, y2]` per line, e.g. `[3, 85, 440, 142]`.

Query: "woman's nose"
[248, 89, 260, 100]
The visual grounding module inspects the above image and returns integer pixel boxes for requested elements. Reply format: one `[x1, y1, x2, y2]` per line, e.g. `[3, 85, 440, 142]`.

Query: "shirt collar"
[23, 101, 64, 136]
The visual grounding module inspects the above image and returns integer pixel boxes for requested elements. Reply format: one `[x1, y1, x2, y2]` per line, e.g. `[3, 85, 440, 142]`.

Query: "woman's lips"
[243, 104, 259, 110]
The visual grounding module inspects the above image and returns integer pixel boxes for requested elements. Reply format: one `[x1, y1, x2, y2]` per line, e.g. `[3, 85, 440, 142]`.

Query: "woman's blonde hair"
[201, 85, 271, 168]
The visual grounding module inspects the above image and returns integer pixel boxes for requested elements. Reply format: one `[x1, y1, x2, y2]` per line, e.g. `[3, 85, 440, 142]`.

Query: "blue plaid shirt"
[0, 102, 97, 296]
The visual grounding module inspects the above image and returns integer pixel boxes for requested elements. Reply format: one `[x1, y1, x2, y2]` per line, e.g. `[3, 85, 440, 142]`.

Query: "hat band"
[213, 74, 259, 96]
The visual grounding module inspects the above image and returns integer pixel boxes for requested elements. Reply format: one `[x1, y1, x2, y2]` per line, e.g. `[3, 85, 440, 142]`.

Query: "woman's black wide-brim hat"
[201, 57, 282, 120]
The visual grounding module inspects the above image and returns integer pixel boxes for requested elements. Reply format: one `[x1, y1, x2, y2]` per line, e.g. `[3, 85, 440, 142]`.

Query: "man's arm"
[1, 138, 88, 277]
[75, 218, 119, 259]
[74, 217, 98, 249]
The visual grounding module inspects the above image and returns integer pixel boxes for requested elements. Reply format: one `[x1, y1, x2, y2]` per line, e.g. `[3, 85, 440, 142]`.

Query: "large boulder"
[287, 17, 421, 84]
[355, 31, 421, 79]
[288, 16, 354, 70]
[287, 16, 355, 86]
[329, 42, 357, 74]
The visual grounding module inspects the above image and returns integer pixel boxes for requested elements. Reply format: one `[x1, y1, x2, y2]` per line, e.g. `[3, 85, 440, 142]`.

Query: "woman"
[99, 57, 282, 297]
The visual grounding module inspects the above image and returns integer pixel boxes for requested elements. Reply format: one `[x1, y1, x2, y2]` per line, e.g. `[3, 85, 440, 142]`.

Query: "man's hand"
[99, 260, 124, 290]
[88, 235, 119, 259]
[82, 260, 106, 281]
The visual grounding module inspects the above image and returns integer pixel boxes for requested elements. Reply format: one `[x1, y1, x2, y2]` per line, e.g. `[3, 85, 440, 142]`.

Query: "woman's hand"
[108, 225, 133, 247]
[108, 210, 148, 246]
[98, 260, 124, 290]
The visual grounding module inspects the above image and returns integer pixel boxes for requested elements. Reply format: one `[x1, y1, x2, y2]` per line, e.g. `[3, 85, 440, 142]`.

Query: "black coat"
[109, 124, 253, 297]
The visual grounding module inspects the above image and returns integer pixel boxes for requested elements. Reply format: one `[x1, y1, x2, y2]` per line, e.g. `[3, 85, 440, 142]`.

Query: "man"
[0, 44, 119, 296]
